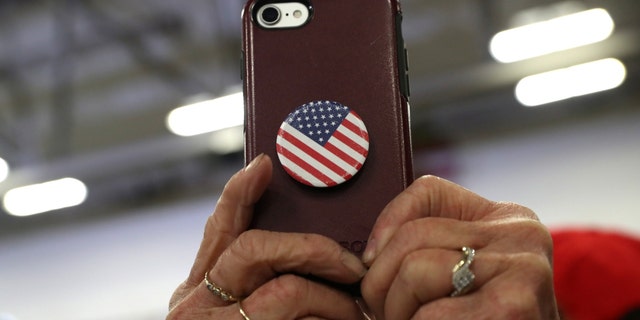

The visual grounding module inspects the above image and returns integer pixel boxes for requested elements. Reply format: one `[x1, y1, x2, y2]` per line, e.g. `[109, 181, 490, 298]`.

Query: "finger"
[208, 230, 367, 299]
[410, 295, 480, 319]
[363, 175, 494, 266]
[383, 248, 504, 320]
[362, 218, 483, 317]
[361, 218, 491, 315]
[241, 274, 363, 320]
[412, 254, 556, 319]
[167, 283, 243, 319]
[187, 154, 273, 287]
[361, 217, 550, 318]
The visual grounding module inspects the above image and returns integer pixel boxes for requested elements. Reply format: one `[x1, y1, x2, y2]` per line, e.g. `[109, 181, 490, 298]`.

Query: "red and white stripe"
[276, 112, 369, 187]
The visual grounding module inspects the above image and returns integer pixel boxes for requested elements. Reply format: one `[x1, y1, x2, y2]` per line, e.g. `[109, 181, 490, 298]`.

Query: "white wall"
[1, 110, 639, 320]
[454, 110, 640, 234]
[0, 198, 216, 320]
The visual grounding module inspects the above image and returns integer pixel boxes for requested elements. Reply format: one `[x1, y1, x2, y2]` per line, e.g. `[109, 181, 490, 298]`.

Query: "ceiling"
[0, 0, 639, 237]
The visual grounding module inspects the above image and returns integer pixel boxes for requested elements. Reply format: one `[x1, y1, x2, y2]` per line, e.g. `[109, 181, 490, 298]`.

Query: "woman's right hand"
[167, 154, 367, 320]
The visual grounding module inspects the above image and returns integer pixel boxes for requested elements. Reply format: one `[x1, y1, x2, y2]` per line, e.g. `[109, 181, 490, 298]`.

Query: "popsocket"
[276, 100, 370, 187]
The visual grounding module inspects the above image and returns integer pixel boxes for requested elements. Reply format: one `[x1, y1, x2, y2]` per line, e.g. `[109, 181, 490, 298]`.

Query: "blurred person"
[167, 154, 559, 319]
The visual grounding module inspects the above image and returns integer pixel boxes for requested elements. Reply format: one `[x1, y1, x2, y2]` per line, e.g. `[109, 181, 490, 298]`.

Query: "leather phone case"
[242, 0, 413, 255]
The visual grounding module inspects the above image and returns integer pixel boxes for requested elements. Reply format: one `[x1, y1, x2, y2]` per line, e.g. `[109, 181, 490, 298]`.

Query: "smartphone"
[242, 0, 413, 256]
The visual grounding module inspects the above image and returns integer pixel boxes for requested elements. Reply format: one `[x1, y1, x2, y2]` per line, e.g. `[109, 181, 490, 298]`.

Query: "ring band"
[238, 299, 251, 320]
[355, 298, 375, 320]
[450, 246, 476, 297]
[204, 272, 238, 302]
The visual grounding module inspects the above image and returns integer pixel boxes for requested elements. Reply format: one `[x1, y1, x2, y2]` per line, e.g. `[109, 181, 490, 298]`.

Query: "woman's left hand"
[360, 176, 559, 320]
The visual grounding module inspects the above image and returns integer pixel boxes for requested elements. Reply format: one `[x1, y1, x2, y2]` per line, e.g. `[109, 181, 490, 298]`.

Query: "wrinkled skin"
[168, 155, 559, 320]
[167, 155, 366, 320]
[360, 175, 559, 319]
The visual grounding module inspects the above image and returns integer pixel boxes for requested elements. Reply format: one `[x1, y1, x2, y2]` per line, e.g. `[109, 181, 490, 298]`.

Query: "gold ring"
[204, 272, 238, 302]
[355, 297, 375, 320]
[238, 299, 251, 320]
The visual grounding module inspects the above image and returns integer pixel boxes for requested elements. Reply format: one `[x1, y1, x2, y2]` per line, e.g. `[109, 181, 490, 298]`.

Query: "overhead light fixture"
[0, 157, 8, 183]
[490, 8, 615, 63]
[3, 178, 88, 217]
[166, 92, 244, 137]
[515, 58, 626, 107]
[209, 126, 244, 154]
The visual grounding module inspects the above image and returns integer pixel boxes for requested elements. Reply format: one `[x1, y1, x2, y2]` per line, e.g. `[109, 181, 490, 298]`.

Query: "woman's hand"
[360, 175, 559, 319]
[168, 155, 367, 320]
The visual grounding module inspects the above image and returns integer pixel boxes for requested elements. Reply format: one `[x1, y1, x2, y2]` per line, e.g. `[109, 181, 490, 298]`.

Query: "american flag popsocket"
[276, 101, 370, 187]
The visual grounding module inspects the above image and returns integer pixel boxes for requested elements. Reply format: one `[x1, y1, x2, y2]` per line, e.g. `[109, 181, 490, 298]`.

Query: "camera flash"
[293, 10, 302, 18]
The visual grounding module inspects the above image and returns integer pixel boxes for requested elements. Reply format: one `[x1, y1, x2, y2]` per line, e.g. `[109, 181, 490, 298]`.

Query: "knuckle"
[395, 219, 439, 245]
[407, 174, 443, 198]
[518, 252, 554, 283]
[232, 230, 261, 253]
[227, 229, 268, 264]
[396, 220, 424, 241]
[414, 174, 445, 187]
[167, 306, 211, 320]
[513, 220, 554, 256]
[264, 274, 307, 303]
[398, 250, 449, 300]
[495, 290, 543, 319]
[298, 233, 333, 254]
[488, 253, 553, 319]
[482, 282, 542, 320]
[408, 176, 442, 202]
[489, 207, 553, 257]
[397, 251, 422, 285]
[494, 201, 538, 220]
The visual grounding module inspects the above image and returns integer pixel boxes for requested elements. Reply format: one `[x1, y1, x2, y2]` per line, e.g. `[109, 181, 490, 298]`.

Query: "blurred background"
[0, 0, 638, 319]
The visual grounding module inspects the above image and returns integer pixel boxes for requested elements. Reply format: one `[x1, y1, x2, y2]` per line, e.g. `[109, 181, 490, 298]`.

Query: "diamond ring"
[451, 246, 476, 297]
[204, 272, 238, 302]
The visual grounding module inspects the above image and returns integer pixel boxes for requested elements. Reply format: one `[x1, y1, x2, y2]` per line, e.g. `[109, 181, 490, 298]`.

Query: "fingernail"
[245, 154, 265, 172]
[341, 250, 367, 278]
[362, 237, 376, 265]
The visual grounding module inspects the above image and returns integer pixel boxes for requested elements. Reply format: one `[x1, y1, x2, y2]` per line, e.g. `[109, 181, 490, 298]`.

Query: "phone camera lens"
[259, 5, 281, 25]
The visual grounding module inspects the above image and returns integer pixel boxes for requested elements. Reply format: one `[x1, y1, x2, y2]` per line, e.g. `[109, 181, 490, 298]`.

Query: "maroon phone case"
[242, 0, 413, 255]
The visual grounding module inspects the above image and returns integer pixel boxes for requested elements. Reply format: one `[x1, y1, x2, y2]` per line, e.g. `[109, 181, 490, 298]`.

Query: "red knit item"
[552, 229, 640, 320]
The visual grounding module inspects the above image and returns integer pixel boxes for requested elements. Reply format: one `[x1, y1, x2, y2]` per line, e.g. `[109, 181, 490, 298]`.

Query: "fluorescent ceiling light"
[166, 92, 244, 137]
[515, 58, 626, 107]
[0, 157, 8, 183]
[209, 126, 244, 154]
[490, 8, 614, 63]
[3, 178, 88, 217]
